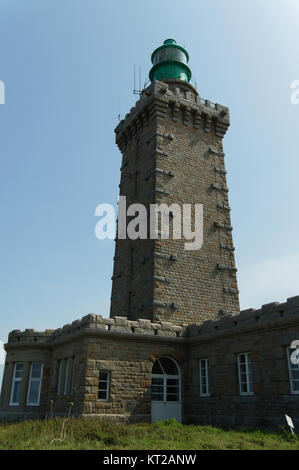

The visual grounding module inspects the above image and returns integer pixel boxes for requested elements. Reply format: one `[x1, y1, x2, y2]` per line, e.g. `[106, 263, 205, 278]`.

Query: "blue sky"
[0, 0, 299, 382]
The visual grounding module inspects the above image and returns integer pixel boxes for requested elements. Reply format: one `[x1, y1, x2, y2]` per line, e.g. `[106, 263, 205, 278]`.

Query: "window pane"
[98, 390, 107, 400]
[293, 381, 299, 392]
[12, 381, 21, 404]
[292, 350, 299, 364]
[28, 380, 40, 404]
[167, 385, 178, 392]
[99, 381, 108, 388]
[153, 48, 188, 66]
[166, 377, 179, 401]
[31, 363, 42, 379]
[152, 360, 164, 375]
[15, 364, 24, 379]
[159, 357, 178, 375]
[152, 376, 164, 399]
[167, 378, 178, 386]
[152, 378, 163, 385]
[239, 354, 246, 364]
[98, 372, 109, 400]
[238, 354, 253, 395]
[200, 359, 209, 396]
[152, 385, 163, 393]
[288, 348, 299, 393]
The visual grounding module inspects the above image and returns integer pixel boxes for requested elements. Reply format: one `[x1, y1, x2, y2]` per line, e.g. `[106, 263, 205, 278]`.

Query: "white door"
[151, 357, 181, 423]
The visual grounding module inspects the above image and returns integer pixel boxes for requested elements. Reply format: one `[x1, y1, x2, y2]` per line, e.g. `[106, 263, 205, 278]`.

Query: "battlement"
[7, 315, 187, 345]
[6, 295, 299, 347]
[115, 80, 230, 152]
[188, 295, 299, 339]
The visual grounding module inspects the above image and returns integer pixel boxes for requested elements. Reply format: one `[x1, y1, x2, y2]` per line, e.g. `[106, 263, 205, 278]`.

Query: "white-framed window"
[57, 357, 75, 396]
[199, 358, 210, 396]
[98, 371, 110, 401]
[10, 363, 25, 406]
[287, 347, 299, 394]
[27, 362, 43, 406]
[237, 353, 253, 395]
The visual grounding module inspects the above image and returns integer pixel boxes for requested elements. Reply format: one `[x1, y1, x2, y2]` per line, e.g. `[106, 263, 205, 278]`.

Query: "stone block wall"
[1, 297, 298, 427]
[0, 314, 186, 421]
[110, 79, 239, 325]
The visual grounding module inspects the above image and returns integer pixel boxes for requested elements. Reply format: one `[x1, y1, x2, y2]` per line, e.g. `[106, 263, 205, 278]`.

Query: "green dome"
[149, 39, 191, 83]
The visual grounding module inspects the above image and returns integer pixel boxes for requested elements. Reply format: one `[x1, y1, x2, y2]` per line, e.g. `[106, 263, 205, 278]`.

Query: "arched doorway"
[151, 356, 181, 423]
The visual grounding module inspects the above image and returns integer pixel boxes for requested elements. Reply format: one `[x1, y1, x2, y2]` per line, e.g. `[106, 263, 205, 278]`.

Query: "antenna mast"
[133, 65, 142, 96]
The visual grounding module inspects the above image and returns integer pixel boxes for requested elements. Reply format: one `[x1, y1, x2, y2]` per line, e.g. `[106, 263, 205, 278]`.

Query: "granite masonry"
[1, 40, 298, 428]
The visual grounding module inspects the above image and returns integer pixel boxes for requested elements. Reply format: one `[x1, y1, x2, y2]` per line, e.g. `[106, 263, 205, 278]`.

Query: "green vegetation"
[0, 417, 298, 450]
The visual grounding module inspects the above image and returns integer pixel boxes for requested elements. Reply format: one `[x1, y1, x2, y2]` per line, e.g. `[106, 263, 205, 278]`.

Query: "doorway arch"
[151, 356, 181, 423]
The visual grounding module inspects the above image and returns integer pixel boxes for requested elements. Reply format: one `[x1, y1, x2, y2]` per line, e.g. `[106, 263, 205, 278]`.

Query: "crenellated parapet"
[8, 329, 55, 343]
[7, 314, 187, 345]
[115, 80, 230, 152]
[6, 296, 299, 348]
[188, 295, 299, 340]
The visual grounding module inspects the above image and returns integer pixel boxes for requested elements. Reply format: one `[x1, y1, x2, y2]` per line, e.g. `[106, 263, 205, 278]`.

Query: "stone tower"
[110, 39, 239, 325]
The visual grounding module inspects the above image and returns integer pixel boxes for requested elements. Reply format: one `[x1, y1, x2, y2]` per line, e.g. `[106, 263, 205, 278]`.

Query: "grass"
[0, 417, 298, 450]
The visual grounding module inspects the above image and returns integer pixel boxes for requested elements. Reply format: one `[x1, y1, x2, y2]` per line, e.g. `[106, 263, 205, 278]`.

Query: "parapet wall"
[6, 295, 299, 346]
[8, 315, 186, 344]
[187, 295, 299, 339]
[114, 79, 230, 153]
